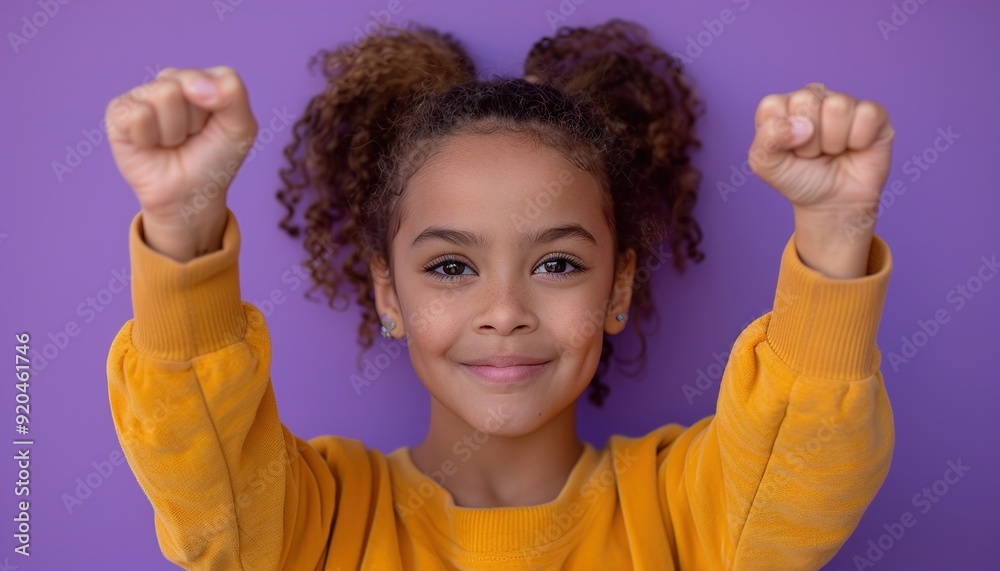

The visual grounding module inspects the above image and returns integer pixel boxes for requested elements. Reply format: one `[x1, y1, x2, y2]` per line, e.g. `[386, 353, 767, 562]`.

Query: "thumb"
[184, 66, 258, 143]
[748, 114, 814, 177]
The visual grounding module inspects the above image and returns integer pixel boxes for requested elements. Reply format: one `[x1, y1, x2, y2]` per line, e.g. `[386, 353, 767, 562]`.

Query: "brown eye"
[543, 260, 567, 273]
[535, 256, 585, 276]
[442, 262, 467, 276]
[423, 257, 477, 282]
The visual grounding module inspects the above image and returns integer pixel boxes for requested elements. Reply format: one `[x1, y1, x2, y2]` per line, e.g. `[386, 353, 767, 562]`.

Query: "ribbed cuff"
[129, 208, 246, 361]
[766, 232, 892, 381]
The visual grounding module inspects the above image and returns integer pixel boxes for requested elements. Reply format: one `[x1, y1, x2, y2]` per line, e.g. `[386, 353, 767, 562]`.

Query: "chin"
[455, 398, 561, 438]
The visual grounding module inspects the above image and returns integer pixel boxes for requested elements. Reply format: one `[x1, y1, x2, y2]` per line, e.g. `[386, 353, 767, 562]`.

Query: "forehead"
[397, 131, 609, 246]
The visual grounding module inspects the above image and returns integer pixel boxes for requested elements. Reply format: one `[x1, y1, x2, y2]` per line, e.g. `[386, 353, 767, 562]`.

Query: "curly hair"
[276, 18, 705, 407]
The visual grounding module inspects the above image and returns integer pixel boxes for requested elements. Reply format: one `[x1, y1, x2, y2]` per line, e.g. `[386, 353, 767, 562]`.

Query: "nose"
[473, 279, 538, 336]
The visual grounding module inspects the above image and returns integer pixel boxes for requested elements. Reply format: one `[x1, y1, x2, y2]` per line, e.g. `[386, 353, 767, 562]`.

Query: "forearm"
[108, 317, 310, 570]
[666, 229, 893, 567]
[114, 207, 336, 568]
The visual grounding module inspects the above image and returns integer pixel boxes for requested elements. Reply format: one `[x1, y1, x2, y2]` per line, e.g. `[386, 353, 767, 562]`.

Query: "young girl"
[105, 19, 895, 570]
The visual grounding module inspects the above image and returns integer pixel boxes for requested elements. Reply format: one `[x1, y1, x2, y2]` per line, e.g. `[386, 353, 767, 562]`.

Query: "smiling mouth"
[460, 362, 550, 384]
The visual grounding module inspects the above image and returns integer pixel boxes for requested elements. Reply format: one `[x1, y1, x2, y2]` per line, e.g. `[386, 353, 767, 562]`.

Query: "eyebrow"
[410, 223, 598, 250]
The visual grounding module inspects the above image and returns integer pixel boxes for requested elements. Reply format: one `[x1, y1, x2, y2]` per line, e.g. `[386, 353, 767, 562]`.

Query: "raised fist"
[105, 66, 258, 226]
[748, 82, 894, 215]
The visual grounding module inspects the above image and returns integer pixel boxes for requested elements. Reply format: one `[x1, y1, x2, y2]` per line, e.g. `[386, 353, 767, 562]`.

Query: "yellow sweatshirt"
[107, 209, 894, 570]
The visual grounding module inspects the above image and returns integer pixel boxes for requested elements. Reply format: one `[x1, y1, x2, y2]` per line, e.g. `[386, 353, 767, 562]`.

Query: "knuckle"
[789, 90, 821, 110]
[856, 100, 882, 120]
[805, 82, 827, 96]
[211, 64, 236, 76]
[129, 100, 152, 122]
[165, 69, 198, 87]
[209, 65, 241, 85]
[872, 102, 888, 120]
[156, 76, 183, 99]
[123, 85, 144, 103]
[105, 97, 122, 119]
[757, 94, 784, 111]
[755, 94, 785, 125]
[127, 80, 159, 104]
[823, 93, 852, 113]
[154, 68, 171, 82]
[105, 103, 125, 134]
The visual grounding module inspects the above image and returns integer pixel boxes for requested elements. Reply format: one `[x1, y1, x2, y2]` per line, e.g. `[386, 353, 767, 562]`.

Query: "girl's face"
[373, 131, 635, 437]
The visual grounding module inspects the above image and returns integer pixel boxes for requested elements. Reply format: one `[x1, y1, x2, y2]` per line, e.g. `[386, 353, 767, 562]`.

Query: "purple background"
[2, 0, 998, 569]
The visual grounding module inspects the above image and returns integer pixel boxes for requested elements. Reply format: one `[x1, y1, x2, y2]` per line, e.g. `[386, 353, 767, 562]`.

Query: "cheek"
[400, 287, 464, 351]
[556, 291, 609, 354]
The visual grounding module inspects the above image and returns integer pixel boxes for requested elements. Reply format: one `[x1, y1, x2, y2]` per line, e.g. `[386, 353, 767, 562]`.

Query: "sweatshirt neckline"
[386, 442, 604, 556]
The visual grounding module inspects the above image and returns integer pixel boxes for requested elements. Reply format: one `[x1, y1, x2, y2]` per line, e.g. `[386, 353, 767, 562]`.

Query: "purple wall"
[2, 0, 997, 568]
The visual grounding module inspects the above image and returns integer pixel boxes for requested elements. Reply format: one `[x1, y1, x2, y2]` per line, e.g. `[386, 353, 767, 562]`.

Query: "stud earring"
[380, 313, 397, 339]
[615, 313, 628, 322]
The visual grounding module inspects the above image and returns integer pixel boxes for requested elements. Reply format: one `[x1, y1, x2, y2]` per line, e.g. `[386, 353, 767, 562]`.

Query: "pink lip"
[461, 362, 550, 384]
[464, 355, 549, 367]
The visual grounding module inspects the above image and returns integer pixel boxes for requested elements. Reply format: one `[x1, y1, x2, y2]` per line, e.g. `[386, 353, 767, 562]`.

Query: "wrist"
[792, 206, 875, 279]
[141, 206, 228, 263]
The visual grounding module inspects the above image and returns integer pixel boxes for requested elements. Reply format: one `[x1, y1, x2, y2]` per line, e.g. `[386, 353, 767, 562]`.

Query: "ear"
[371, 255, 406, 339]
[605, 248, 637, 335]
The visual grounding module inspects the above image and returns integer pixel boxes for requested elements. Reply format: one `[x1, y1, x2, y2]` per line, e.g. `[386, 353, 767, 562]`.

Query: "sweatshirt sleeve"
[660, 232, 894, 571]
[105, 209, 338, 570]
